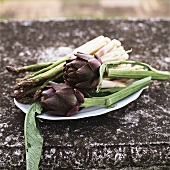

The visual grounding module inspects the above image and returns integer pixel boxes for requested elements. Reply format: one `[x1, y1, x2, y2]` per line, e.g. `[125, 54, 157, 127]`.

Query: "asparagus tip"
[6, 66, 18, 73]
[33, 90, 41, 101]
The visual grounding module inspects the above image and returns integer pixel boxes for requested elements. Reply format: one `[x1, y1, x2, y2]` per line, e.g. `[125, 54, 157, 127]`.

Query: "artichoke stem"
[105, 77, 151, 107]
[82, 77, 151, 108]
[81, 97, 106, 107]
[108, 70, 170, 80]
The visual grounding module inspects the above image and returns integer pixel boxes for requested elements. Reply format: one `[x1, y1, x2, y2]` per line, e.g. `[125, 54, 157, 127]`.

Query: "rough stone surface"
[0, 19, 170, 169]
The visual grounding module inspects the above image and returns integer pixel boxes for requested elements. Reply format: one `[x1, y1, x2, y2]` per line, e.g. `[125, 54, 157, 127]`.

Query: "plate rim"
[14, 87, 147, 120]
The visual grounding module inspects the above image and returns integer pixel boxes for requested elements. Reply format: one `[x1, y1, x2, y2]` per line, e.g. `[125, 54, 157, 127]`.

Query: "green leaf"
[89, 88, 124, 97]
[99, 87, 125, 93]
[24, 101, 43, 170]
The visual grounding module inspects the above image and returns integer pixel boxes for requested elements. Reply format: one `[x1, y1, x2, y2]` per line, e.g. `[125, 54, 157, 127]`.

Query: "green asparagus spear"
[33, 73, 63, 100]
[6, 62, 54, 74]
[24, 55, 72, 79]
[17, 63, 64, 87]
[11, 86, 40, 98]
[16, 97, 34, 104]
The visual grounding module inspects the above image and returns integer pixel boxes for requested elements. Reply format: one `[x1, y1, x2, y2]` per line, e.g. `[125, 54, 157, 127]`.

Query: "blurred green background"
[0, 0, 169, 20]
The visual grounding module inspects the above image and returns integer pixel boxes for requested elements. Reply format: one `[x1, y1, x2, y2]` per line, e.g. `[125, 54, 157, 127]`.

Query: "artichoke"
[63, 52, 102, 91]
[40, 82, 84, 116]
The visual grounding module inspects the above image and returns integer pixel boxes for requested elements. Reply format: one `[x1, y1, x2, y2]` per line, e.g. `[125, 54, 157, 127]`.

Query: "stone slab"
[0, 19, 170, 169]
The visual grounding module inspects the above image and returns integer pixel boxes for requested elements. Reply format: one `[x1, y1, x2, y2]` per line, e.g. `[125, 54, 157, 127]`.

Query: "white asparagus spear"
[75, 36, 111, 54]
[112, 65, 144, 71]
[109, 46, 124, 52]
[101, 52, 129, 63]
[113, 64, 132, 69]
[95, 39, 121, 57]
[65, 36, 111, 59]
[101, 79, 127, 88]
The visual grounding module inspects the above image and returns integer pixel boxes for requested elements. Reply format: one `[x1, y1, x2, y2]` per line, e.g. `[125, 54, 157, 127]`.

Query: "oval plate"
[14, 88, 146, 120]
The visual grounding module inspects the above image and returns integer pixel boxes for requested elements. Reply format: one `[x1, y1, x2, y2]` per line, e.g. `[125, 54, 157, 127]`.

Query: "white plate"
[14, 88, 146, 120]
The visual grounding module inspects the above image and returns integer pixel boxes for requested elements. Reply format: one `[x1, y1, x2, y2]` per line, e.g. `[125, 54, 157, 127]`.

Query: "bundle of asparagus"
[6, 36, 126, 102]
[6, 36, 108, 102]
[6, 36, 170, 115]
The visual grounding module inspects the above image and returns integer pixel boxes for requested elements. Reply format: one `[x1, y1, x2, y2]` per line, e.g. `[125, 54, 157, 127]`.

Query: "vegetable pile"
[6, 36, 170, 169]
[7, 35, 170, 116]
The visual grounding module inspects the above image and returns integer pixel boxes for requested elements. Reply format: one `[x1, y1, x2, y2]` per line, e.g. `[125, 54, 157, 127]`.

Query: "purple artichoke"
[40, 82, 84, 116]
[63, 52, 102, 91]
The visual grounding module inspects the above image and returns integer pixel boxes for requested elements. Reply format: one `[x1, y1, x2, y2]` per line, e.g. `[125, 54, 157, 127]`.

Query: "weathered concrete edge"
[0, 18, 170, 24]
[1, 143, 169, 168]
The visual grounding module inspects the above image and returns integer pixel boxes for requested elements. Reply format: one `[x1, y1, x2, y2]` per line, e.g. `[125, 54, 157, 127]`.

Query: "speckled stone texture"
[0, 19, 170, 169]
